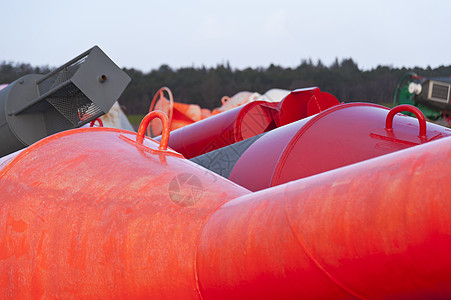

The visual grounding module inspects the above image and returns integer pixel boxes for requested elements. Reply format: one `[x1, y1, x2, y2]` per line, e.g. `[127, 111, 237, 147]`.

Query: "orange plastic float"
[147, 87, 212, 136]
[147, 87, 290, 137]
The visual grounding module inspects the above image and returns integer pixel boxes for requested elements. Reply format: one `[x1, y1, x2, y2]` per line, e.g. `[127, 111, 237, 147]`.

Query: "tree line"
[2, 59, 451, 115]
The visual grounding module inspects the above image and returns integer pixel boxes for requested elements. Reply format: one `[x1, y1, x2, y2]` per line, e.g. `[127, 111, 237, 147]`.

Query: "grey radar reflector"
[0, 46, 131, 157]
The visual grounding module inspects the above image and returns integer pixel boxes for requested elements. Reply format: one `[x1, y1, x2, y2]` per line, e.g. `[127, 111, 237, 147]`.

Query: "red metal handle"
[385, 104, 427, 138]
[147, 87, 174, 137]
[89, 118, 103, 127]
[137, 111, 169, 150]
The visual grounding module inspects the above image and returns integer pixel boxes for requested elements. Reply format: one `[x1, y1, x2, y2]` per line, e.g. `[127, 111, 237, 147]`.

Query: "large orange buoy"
[0, 112, 249, 299]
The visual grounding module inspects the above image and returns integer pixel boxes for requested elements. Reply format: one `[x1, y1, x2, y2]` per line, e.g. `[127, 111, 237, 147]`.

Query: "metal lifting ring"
[137, 111, 170, 150]
[385, 104, 427, 139]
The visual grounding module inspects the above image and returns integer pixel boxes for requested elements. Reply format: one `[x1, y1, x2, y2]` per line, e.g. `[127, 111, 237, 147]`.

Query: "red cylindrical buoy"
[197, 135, 451, 299]
[228, 103, 451, 191]
[161, 87, 340, 158]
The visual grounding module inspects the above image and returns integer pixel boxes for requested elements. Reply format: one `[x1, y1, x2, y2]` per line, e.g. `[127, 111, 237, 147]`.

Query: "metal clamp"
[385, 104, 427, 138]
[137, 111, 169, 150]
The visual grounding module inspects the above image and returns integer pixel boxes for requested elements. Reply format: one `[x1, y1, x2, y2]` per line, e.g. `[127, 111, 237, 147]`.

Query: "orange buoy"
[0, 112, 249, 299]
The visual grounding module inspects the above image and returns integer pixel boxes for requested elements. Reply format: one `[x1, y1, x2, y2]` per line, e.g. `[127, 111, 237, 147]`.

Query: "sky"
[1, 0, 450, 72]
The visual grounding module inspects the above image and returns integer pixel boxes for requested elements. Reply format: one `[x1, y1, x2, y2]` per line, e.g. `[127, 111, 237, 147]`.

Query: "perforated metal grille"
[44, 106, 73, 135]
[430, 82, 450, 103]
[45, 83, 103, 126]
[38, 56, 87, 95]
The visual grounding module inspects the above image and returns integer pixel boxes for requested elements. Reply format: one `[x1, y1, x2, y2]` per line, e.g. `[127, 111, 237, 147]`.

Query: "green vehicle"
[394, 72, 451, 125]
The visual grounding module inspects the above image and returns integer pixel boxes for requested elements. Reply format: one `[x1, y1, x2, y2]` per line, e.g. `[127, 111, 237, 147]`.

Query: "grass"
[127, 114, 146, 128]
[379, 102, 395, 109]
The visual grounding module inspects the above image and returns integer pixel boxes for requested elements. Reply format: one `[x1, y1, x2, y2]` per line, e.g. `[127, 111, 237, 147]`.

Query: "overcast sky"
[1, 0, 449, 72]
